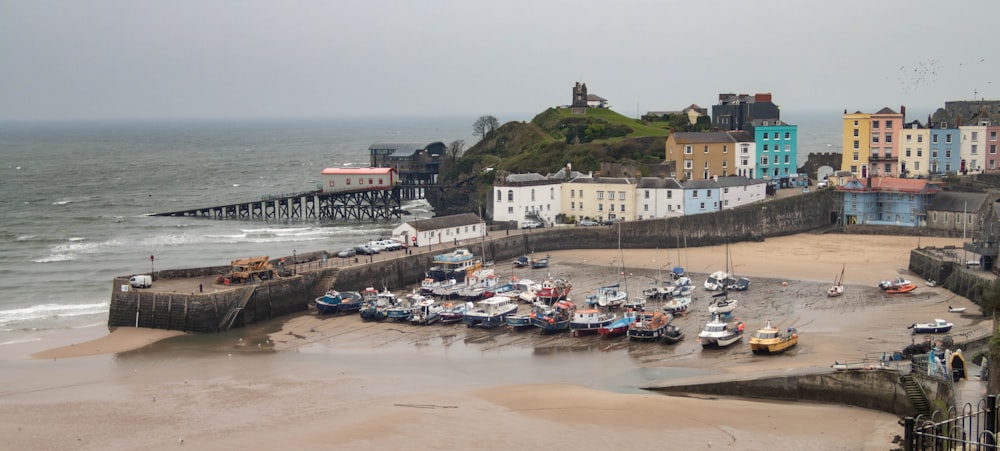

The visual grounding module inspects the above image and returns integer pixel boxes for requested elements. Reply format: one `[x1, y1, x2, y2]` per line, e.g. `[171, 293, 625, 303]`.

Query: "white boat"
[697, 314, 745, 348]
[661, 296, 692, 315]
[948, 306, 967, 313]
[410, 298, 443, 325]
[828, 264, 845, 297]
[463, 295, 518, 329]
[704, 271, 728, 291]
[707, 294, 738, 315]
[569, 308, 616, 336]
[431, 278, 460, 297]
[585, 284, 627, 309]
[909, 318, 953, 334]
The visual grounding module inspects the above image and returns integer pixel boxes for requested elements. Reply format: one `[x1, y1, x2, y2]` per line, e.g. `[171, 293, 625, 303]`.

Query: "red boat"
[884, 282, 917, 294]
[598, 309, 638, 337]
[535, 278, 572, 304]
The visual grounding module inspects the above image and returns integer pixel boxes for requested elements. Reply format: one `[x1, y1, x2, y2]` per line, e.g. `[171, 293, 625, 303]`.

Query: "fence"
[906, 394, 999, 450]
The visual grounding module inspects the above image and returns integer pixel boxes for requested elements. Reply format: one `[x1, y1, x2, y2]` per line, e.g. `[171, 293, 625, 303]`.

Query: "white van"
[129, 275, 152, 288]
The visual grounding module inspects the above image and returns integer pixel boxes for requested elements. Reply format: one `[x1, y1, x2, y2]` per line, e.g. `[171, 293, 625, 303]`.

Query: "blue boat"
[337, 291, 364, 314]
[464, 296, 518, 329]
[531, 300, 576, 334]
[599, 309, 639, 337]
[359, 288, 394, 321]
[314, 290, 343, 315]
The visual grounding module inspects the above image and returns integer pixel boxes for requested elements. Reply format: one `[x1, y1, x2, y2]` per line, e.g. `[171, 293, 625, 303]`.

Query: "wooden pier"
[154, 188, 403, 221]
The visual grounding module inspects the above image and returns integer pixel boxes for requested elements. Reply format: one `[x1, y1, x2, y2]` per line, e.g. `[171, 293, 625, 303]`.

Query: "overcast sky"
[1, 0, 997, 122]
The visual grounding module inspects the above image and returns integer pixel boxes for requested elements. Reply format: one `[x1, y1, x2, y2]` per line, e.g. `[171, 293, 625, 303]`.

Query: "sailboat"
[827, 264, 845, 297]
[588, 223, 629, 309]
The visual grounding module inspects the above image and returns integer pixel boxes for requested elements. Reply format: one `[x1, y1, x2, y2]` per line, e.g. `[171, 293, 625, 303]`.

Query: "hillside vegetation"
[428, 107, 673, 216]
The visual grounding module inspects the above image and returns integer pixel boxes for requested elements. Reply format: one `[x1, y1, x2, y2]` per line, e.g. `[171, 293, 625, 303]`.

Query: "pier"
[153, 188, 403, 221]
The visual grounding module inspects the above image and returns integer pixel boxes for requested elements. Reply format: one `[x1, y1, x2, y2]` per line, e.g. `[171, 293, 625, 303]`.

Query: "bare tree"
[447, 139, 465, 159]
[473, 115, 500, 141]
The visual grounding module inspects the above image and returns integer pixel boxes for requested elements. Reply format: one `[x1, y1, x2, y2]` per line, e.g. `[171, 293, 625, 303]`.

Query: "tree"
[473, 115, 499, 141]
[447, 139, 465, 159]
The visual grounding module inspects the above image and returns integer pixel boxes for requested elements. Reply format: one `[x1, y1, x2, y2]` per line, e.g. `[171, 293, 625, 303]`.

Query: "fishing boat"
[642, 285, 673, 300]
[438, 302, 468, 324]
[884, 281, 917, 294]
[359, 288, 395, 321]
[909, 318, 953, 334]
[569, 308, 616, 337]
[464, 295, 518, 329]
[513, 256, 531, 268]
[697, 314, 745, 348]
[336, 291, 364, 314]
[531, 255, 550, 269]
[535, 278, 572, 304]
[531, 300, 576, 334]
[828, 264, 845, 297]
[585, 284, 627, 309]
[662, 324, 685, 344]
[707, 292, 738, 315]
[623, 296, 646, 310]
[432, 278, 461, 298]
[661, 296, 692, 315]
[748, 320, 798, 354]
[878, 277, 914, 291]
[410, 298, 443, 325]
[386, 292, 418, 322]
[513, 278, 541, 304]
[427, 248, 481, 282]
[420, 277, 436, 294]
[627, 311, 672, 341]
[704, 270, 728, 291]
[314, 290, 343, 315]
[504, 306, 535, 330]
[599, 308, 639, 338]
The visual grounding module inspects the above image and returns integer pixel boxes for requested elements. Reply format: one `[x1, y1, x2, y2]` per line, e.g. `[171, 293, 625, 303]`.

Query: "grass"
[552, 107, 672, 138]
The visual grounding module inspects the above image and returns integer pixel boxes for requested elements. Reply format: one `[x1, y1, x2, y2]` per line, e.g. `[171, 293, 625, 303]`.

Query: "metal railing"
[906, 394, 999, 450]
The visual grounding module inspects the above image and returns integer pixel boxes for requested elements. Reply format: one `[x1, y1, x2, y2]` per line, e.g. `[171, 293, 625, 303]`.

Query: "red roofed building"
[321, 167, 397, 194]
[837, 177, 941, 227]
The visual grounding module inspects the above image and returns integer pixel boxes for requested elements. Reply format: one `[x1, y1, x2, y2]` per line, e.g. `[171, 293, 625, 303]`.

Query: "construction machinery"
[228, 256, 277, 284]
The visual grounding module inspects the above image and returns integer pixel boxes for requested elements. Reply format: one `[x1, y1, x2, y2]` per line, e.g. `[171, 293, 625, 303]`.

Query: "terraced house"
[752, 119, 798, 180]
[561, 176, 635, 223]
[840, 107, 904, 178]
[665, 131, 752, 181]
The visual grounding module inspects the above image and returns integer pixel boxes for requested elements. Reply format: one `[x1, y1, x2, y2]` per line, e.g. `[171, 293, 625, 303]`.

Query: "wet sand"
[2, 233, 990, 450]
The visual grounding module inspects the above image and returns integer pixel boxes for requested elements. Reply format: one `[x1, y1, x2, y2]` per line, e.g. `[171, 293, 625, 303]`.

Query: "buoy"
[782, 281, 788, 287]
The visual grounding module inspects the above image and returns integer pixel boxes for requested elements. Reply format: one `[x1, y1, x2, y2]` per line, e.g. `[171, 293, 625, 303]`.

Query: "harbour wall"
[108, 190, 838, 332]
[647, 369, 954, 417]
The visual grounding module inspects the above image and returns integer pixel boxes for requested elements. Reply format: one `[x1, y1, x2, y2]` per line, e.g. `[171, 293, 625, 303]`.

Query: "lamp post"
[150, 255, 155, 279]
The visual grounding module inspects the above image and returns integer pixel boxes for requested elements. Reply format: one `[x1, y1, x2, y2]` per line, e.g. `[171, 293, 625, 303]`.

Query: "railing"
[905, 395, 999, 450]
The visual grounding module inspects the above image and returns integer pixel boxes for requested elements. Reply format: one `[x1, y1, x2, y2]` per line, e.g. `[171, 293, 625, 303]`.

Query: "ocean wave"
[67, 237, 87, 242]
[0, 302, 110, 326]
[32, 253, 77, 263]
[33, 237, 126, 263]
[0, 337, 42, 346]
[52, 200, 72, 205]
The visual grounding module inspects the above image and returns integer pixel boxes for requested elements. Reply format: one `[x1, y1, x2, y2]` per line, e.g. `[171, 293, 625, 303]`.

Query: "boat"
[828, 264, 845, 297]
[359, 288, 395, 321]
[704, 270, 728, 291]
[661, 296, 692, 315]
[909, 318, 953, 334]
[642, 285, 673, 300]
[884, 282, 917, 294]
[513, 256, 531, 268]
[661, 324, 685, 344]
[748, 320, 798, 354]
[336, 291, 364, 314]
[599, 308, 639, 338]
[427, 248, 482, 282]
[314, 290, 343, 315]
[831, 360, 868, 371]
[627, 311, 672, 341]
[457, 267, 498, 300]
[878, 277, 913, 290]
[512, 278, 541, 304]
[438, 302, 468, 324]
[464, 295, 518, 329]
[531, 300, 576, 334]
[535, 278, 572, 304]
[504, 306, 536, 330]
[385, 292, 418, 322]
[410, 298, 443, 325]
[697, 314, 745, 348]
[531, 255, 550, 269]
[569, 308, 616, 337]
[585, 284, 627, 309]
[948, 306, 967, 313]
[707, 292, 738, 315]
[671, 266, 686, 279]
[431, 278, 460, 298]
[420, 277, 436, 294]
[623, 296, 646, 310]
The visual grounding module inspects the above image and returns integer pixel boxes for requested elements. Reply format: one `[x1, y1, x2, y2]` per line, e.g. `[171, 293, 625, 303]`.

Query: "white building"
[716, 176, 767, 209]
[961, 121, 989, 173]
[635, 177, 684, 220]
[392, 213, 484, 248]
[492, 173, 564, 228]
[734, 140, 757, 179]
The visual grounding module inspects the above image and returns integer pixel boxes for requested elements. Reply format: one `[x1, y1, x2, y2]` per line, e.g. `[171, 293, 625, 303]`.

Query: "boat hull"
[464, 314, 508, 329]
[912, 326, 953, 334]
[749, 336, 798, 354]
[700, 331, 743, 348]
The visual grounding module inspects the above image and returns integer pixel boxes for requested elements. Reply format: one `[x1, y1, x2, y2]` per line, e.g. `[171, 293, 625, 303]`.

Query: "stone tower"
[572, 82, 588, 108]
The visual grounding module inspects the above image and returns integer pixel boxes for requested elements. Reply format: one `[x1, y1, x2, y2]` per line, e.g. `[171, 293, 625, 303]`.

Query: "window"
[497, 190, 501, 200]
[872, 133, 880, 144]
[570, 189, 575, 198]
[886, 120, 893, 128]
[346, 178, 351, 185]
[917, 150, 923, 157]
[915, 162, 920, 170]
[610, 204, 615, 212]
[885, 133, 893, 144]
[853, 129, 859, 137]
[550, 187, 554, 199]
[873, 120, 880, 129]
[946, 134, 953, 144]
[972, 131, 979, 141]
[692, 190, 698, 198]
[992, 131, 998, 141]
[507, 190, 513, 201]
[530, 189, 535, 201]
[853, 152, 859, 161]
[684, 160, 693, 169]
[609, 191, 615, 200]
[704, 161, 709, 169]
[507, 206, 514, 214]
[684, 145, 692, 154]
[906, 134, 912, 143]
[992, 144, 997, 154]
[700, 202, 705, 209]
[853, 140, 860, 149]
[854, 120, 859, 126]
[597, 191, 604, 200]
[918, 135, 923, 143]
[785, 145, 791, 152]
[969, 214, 974, 225]
[667, 191, 672, 199]
[644, 190, 649, 199]
[905, 148, 911, 157]
[620, 204, 626, 213]
[703, 170, 710, 179]
[598, 204, 603, 211]
[704, 145, 709, 153]
[972, 145, 978, 154]
[570, 202, 575, 209]
[618, 191, 625, 200]
[784, 132, 791, 139]
[946, 150, 952, 158]
[932, 151, 938, 158]
[784, 155, 790, 164]
[723, 145, 728, 153]
[722, 160, 728, 167]
[932, 135, 939, 144]
[763, 132, 769, 140]
[761, 156, 769, 165]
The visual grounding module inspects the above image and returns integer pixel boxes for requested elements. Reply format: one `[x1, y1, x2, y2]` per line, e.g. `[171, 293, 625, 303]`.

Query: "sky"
[1, 0, 998, 122]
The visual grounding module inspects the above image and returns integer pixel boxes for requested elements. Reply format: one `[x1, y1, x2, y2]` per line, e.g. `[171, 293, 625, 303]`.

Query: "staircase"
[313, 270, 339, 298]
[219, 286, 256, 331]
[900, 374, 931, 416]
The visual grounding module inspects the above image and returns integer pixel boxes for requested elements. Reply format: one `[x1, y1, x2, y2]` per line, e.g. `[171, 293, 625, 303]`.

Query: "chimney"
[900, 105, 906, 122]
[755, 93, 772, 102]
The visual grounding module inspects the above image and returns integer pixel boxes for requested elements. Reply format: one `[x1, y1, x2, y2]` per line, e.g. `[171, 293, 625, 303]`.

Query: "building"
[869, 107, 904, 177]
[711, 93, 780, 131]
[492, 172, 564, 228]
[837, 177, 941, 227]
[928, 112, 960, 175]
[369, 142, 445, 199]
[752, 119, 798, 180]
[635, 177, 684, 220]
[926, 191, 986, 234]
[392, 213, 484, 248]
[734, 138, 756, 179]
[841, 111, 872, 178]
[587, 94, 609, 109]
[681, 179, 722, 215]
[562, 176, 635, 223]
[645, 104, 707, 125]
[987, 123, 1000, 172]
[717, 176, 767, 209]
[666, 131, 750, 181]
[899, 120, 929, 178]
[960, 121, 988, 174]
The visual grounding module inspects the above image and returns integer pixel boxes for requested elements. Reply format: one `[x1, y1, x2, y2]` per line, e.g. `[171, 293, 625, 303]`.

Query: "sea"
[0, 111, 843, 348]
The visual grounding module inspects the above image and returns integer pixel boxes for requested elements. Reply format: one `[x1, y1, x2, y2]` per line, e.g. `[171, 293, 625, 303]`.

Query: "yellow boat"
[748, 320, 798, 355]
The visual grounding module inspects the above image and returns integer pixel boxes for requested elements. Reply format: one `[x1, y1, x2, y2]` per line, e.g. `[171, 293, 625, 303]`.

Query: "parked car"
[379, 239, 402, 251]
[519, 220, 542, 229]
[578, 219, 598, 227]
[354, 245, 377, 255]
[817, 179, 829, 189]
[337, 248, 357, 258]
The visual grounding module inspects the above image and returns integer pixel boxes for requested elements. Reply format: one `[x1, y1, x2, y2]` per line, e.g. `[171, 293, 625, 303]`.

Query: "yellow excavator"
[228, 256, 277, 284]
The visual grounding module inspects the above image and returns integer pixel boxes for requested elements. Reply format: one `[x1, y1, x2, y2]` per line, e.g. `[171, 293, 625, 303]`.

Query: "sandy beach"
[1, 233, 991, 450]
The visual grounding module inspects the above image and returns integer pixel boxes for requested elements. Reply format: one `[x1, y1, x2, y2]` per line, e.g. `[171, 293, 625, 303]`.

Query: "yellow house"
[665, 131, 748, 181]
[841, 111, 872, 177]
[561, 176, 635, 223]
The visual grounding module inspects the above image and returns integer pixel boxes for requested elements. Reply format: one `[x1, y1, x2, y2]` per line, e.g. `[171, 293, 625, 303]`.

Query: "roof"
[587, 94, 607, 102]
[714, 176, 767, 188]
[564, 177, 634, 185]
[670, 131, 735, 144]
[839, 177, 941, 194]
[321, 167, 396, 175]
[637, 177, 683, 189]
[728, 131, 755, 143]
[406, 213, 483, 232]
[505, 173, 547, 183]
[368, 142, 444, 157]
[928, 192, 988, 212]
[681, 179, 720, 190]
[874, 107, 900, 115]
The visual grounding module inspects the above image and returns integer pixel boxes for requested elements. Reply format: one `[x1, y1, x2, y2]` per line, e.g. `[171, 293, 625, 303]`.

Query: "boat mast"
[618, 222, 627, 296]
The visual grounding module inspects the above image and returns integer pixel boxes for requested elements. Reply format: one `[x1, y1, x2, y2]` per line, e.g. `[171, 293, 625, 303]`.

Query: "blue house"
[753, 119, 798, 180]
[928, 119, 959, 175]
[838, 177, 941, 227]
[681, 179, 722, 215]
